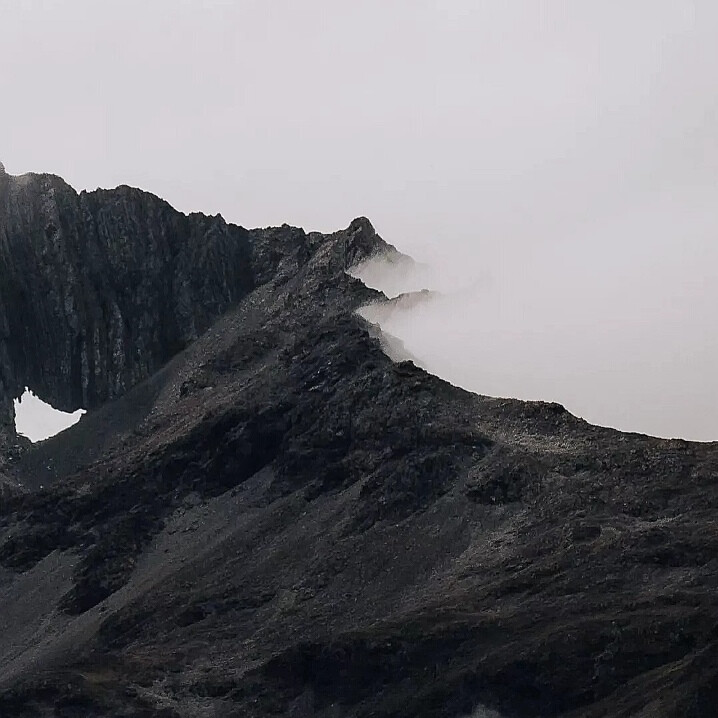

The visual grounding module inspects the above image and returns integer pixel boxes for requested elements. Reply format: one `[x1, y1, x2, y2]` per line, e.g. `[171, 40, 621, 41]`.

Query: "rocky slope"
[0, 166, 717, 717]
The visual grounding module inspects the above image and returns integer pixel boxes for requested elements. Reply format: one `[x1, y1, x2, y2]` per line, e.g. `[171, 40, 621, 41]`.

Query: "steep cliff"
[0, 163, 274, 431]
[1, 167, 717, 718]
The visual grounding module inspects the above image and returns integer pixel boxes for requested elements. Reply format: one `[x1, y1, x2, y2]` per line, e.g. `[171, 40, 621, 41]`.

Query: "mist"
[2, 1, 717, 440]
[354, 196, 718, 440]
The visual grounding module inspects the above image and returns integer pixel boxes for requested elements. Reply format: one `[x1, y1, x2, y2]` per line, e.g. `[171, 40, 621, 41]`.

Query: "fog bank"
[355, 234, 718, 441]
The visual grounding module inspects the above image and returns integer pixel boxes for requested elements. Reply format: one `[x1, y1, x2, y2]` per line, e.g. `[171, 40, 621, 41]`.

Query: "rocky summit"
[0, 167, 717, 718]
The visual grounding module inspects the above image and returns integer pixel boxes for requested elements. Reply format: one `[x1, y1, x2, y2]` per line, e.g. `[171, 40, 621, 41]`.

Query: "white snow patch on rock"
[14, 389, 85, 442]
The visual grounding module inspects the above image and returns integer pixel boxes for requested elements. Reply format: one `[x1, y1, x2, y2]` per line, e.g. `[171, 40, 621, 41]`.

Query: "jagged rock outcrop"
[0, 168, 717, 718]
[0, 165, 316, 433]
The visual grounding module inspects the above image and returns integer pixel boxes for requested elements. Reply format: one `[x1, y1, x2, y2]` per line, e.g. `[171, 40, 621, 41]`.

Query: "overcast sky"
[2, 1, 717, 441]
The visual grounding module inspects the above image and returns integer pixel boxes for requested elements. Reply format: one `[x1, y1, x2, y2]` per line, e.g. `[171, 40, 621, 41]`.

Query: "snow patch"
[13, 389, 85, 442]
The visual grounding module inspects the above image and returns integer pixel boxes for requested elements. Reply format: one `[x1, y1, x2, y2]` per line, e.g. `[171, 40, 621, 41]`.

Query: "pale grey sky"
[2, 1, 717, 440]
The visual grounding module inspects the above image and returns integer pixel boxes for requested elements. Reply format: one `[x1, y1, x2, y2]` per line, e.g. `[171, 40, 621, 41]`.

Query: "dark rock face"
[1, 168, 717, 718]
[0, 168, 259, 429]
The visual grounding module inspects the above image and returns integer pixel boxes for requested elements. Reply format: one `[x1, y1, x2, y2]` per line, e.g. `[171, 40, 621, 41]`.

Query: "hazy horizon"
[2, 1, 717, 441]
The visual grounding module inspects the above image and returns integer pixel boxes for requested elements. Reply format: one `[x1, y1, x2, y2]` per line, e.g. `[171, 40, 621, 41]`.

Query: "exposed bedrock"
[0, 164, 385, 440]
[0, 167, 250, 430]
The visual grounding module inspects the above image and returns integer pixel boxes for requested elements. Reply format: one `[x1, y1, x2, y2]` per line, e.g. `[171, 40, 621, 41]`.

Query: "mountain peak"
[1, 169, 718, 717]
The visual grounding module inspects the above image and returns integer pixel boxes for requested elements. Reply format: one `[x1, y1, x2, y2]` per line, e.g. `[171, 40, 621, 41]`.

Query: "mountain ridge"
[0, 170, 717, 717]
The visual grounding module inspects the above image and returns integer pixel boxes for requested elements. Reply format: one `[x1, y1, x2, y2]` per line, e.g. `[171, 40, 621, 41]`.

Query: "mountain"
[1, 166, 717, 717]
